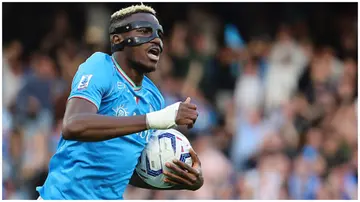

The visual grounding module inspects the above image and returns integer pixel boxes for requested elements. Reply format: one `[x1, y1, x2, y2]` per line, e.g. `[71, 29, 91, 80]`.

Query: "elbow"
[62, 117, 82, 140]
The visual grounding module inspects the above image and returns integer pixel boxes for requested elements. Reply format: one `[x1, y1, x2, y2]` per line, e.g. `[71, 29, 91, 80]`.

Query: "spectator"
[2, 3, 357, 200]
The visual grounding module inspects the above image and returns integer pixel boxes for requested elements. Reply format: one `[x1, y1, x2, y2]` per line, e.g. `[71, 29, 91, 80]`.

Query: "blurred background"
[2, 2, 358, 200]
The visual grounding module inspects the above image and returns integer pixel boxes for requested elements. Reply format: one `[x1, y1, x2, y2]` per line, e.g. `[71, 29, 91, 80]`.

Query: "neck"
[113, 52, 144, 87]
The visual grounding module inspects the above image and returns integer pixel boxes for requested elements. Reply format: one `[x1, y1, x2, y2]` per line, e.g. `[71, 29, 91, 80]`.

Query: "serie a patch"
[77, 74, 93, 90]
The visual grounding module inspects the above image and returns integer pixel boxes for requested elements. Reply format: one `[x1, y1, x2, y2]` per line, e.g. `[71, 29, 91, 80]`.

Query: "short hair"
[109, 4, 156, 33]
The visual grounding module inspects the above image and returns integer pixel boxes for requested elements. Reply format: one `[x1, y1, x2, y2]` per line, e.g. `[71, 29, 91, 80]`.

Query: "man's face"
[114, 13, 163, 73]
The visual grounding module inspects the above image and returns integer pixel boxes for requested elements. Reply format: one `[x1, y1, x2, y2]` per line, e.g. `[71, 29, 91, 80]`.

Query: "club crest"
[113, 105, 128, 117]
[117, 82, 126, 90]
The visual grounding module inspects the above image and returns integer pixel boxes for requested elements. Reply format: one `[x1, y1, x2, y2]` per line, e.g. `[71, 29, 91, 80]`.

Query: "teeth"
[149, 47, 160, 55]
[147, 51, 159, 61]
[147, 47, 160, 61]
[151, 49, 159, 55]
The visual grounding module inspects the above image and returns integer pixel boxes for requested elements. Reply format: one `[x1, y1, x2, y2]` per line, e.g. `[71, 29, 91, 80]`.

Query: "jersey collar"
[111, 55, 142, 91]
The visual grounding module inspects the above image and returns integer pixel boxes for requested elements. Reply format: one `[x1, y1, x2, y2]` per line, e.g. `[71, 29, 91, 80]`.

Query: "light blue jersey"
[36, 52, 165, 200]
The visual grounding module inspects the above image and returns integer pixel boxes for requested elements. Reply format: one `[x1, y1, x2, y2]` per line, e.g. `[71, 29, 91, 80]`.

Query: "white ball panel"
[135, 129, 193, 188]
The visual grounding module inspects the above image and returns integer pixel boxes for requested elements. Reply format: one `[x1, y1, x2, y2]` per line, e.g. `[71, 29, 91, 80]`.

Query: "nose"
[150, 37, 163, 52]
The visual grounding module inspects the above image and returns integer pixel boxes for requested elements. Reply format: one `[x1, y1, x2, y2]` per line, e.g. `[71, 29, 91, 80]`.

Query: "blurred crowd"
[2, 3, 358, 200]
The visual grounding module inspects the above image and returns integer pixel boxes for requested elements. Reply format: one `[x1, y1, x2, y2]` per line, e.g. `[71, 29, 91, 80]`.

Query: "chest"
[101, 82, 155, 116]
[97, 81, 156, 144]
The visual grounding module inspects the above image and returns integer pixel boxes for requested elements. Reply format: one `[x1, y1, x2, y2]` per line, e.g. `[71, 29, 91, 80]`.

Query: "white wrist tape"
[146, 102, 181, 129]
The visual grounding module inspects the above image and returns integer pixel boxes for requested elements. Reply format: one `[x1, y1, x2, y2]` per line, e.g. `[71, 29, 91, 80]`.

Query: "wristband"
[146, 102, 181, 129]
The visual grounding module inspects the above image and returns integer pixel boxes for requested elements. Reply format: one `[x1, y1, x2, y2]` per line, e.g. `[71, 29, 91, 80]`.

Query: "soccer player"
[36, 4, 204, 200]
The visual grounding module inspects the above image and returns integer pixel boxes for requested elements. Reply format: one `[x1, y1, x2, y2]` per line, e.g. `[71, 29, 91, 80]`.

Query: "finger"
[191, 114, 198, 122]
[183, 113, 198, 122]
[182, 119, 194, 126]
[189, 149, 202, 169]
[174, 158, 200, 177]
[165, 162, 192, 180]
[173, 159, 198, 175]
[165, 163, 197, 183]
[164, 178, 180, 185]
[177, 116, 197, 127]
[181, 103, 197, 110]
[187, 123, 194, 129]
[184, 97, 191, 104]
[178, 120, 193, 127]
[178, 106, 195, 114]
[163, 170, 194, 185]
[191, 112, 199, 126]
[187, 111, 199, 120]
[179, 107, 198, 118]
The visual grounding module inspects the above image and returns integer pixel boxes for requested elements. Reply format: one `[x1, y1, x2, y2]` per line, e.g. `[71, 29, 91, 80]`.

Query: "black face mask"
[110, 21, 164, 53]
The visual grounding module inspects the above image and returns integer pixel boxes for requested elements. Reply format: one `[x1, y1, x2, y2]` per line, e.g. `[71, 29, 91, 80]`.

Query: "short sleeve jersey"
[36, 52, 165, 200]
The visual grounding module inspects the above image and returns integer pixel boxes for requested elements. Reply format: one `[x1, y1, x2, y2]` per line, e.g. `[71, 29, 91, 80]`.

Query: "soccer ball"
[135, 129, 193, 188]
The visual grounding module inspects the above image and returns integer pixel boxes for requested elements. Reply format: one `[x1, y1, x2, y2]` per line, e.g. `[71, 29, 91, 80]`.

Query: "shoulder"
[77, 52, 114, 76]
[143, 76, 165, 110]
[72, 52, 115, 91]
[86, 52, 111, 64]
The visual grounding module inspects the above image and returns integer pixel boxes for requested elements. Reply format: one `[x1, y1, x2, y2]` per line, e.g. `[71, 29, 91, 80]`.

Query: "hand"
[176, 97, 198, 129]
[163, 148, 204, 191]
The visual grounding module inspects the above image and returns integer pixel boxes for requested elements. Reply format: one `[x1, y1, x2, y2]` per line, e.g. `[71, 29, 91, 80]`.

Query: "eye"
[136, 28, 151, 35]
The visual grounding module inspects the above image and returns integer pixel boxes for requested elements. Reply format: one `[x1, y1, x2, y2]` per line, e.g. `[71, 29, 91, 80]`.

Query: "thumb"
[189, 148, 201, 167]
[184, 97, 191, 104]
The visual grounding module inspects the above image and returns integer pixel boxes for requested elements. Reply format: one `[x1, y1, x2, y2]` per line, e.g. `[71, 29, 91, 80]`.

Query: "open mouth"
[147, 46, 161, 61]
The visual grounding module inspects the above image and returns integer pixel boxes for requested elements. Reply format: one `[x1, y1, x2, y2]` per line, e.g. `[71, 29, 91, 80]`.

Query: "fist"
[175, 97, 198, 129]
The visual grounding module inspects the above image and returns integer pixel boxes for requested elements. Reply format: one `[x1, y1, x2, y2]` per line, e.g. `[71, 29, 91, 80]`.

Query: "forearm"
[129, 172, 184, 190]
[62, 113, 148, 142]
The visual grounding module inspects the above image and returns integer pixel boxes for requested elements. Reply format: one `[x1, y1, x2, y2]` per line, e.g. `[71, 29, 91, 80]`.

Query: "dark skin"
[163, 149, 203, 191]
[130, 148, 204, 191]
[111, 12, 164, 86]
[62, 12, 203, 191]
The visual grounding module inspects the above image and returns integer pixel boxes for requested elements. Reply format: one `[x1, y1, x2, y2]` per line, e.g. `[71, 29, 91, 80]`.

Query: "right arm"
[62, 56, 198, 142]
[62, 98, 148, 142]
[63, 97, 198, 142]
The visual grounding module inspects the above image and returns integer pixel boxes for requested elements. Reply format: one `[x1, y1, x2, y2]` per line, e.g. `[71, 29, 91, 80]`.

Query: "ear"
[111, 34, 123, 45]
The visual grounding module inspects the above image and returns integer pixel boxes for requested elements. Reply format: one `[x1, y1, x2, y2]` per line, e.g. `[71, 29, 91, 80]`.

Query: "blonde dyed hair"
[110, 4, 156, 23]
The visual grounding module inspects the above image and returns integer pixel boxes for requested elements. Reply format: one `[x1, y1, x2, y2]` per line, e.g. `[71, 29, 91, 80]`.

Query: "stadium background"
[2, 2, 358, 200]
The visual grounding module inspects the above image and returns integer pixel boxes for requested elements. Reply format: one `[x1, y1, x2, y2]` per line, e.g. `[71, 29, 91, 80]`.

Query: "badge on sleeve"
[78, 74, 93, 90]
